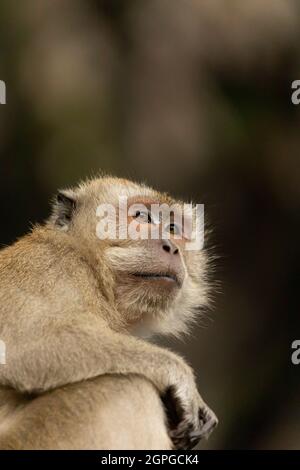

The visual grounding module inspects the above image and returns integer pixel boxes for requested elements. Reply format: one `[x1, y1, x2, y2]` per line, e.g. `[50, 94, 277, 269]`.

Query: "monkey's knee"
[80, 375, 172, 450]
[0, 376, 172, 450]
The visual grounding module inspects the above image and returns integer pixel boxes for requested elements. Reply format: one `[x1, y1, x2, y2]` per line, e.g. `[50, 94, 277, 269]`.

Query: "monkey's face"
[51, 177, 209, 337]
[99, 183, 209, 338]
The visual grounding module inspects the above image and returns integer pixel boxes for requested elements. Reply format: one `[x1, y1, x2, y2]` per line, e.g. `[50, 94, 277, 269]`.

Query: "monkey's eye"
[133, 210, 153, 224]
[165, 223, 181, 236]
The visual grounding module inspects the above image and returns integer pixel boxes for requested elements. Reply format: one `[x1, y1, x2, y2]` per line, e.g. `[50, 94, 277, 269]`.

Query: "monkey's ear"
[51, 190, 77, 229]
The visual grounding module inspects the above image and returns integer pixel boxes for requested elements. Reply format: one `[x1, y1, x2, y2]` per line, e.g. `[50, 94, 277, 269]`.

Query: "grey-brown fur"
[0, 176, 217, 449]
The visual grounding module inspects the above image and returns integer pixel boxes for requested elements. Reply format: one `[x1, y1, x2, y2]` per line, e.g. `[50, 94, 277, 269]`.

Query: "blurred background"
[0, 0, 299, 449]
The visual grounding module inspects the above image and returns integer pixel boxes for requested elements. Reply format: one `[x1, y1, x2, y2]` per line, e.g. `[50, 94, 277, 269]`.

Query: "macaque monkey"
[0, 176, 217, 449]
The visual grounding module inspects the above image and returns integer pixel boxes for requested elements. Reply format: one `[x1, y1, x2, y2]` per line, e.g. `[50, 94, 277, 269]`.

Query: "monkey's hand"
[161, 359, 218, 450]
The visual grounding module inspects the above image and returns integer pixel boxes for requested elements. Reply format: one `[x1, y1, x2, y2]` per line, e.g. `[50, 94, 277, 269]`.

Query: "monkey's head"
[49, 176, 210, 337]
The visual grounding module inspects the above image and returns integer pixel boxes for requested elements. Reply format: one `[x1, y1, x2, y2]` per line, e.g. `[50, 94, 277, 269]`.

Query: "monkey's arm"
[0, 314, 216, 448]
[2, 314, 193, 396]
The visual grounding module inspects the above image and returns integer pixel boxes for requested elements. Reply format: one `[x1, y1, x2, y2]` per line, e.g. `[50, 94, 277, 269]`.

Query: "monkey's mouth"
[132, 272, 181, 287]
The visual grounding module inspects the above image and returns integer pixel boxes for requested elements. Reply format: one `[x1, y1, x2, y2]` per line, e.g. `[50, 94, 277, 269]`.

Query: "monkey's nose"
[162, 239, 179, 255]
